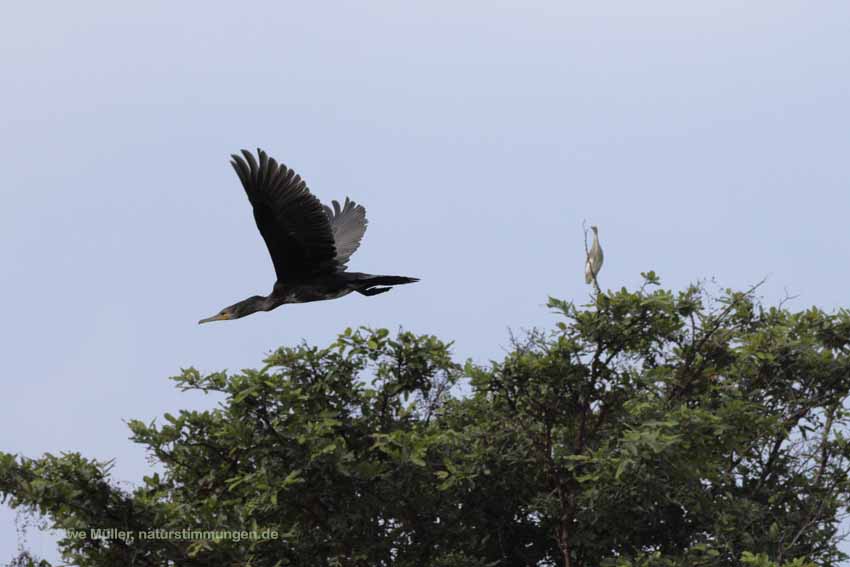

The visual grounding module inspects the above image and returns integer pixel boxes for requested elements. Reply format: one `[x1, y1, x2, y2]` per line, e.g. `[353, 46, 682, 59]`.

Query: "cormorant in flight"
[199, 149, 418, 323]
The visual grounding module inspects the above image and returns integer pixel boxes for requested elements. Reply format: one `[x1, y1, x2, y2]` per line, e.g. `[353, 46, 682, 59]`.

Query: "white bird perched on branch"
[585, 225, 603, 286]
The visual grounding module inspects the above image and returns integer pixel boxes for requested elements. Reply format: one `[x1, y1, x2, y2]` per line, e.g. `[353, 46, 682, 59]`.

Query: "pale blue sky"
[3, 1, 850, 561]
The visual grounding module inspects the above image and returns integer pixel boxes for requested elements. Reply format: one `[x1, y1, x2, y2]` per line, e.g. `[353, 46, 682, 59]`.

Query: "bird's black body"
[199, 149, 418, 324]
[273, 272, 418, 304]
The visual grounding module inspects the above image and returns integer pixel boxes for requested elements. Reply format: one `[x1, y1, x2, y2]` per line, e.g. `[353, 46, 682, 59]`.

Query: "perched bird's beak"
[198, 313, 231, 324]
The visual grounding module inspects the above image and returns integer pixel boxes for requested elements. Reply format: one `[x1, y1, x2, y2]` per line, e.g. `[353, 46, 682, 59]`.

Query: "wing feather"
[323, 197, 368, 269]
[230, 148, 338, 282]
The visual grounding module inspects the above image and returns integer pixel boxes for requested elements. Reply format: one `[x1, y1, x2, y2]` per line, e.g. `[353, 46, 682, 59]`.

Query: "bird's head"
[198, 295, 267, 324]
[591, 225, 599, 234]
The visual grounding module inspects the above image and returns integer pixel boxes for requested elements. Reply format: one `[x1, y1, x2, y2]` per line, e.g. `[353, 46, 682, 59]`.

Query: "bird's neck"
[260, 294, 282, 311]
[237, 294, 278, 313]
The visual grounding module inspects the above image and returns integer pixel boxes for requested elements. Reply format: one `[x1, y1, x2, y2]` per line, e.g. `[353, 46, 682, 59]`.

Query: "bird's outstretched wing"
[323, 197, 368, 270]
[230, 149, 338, 282]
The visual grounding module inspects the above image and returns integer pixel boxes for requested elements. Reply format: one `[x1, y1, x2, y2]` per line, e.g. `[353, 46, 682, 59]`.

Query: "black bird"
[199, 149, 419, 324]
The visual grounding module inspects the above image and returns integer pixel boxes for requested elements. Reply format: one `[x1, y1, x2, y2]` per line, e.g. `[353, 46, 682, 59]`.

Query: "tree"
[2, 275, 849, 566]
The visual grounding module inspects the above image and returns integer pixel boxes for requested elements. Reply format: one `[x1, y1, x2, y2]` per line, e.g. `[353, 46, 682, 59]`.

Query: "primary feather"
[230, 149, 337, 282]
[324, 197, 368, 270]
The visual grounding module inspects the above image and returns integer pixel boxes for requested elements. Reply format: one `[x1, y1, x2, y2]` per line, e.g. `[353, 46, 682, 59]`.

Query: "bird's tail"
[353, 274, 419, 297]
[360, 275, 420, 286]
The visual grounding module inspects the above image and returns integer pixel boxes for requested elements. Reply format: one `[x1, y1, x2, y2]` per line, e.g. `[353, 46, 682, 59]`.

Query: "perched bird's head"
[198, 296, 268, 324]
[591, 225, 599, 234]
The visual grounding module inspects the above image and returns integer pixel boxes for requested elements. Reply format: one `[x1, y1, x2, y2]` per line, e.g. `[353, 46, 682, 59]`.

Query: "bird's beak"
[198, 313, 231, 324]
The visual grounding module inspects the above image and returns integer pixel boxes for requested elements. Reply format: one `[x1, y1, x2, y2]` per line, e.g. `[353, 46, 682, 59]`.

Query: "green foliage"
[2, 279, 850, 566]
[3, 551, 51, 567]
